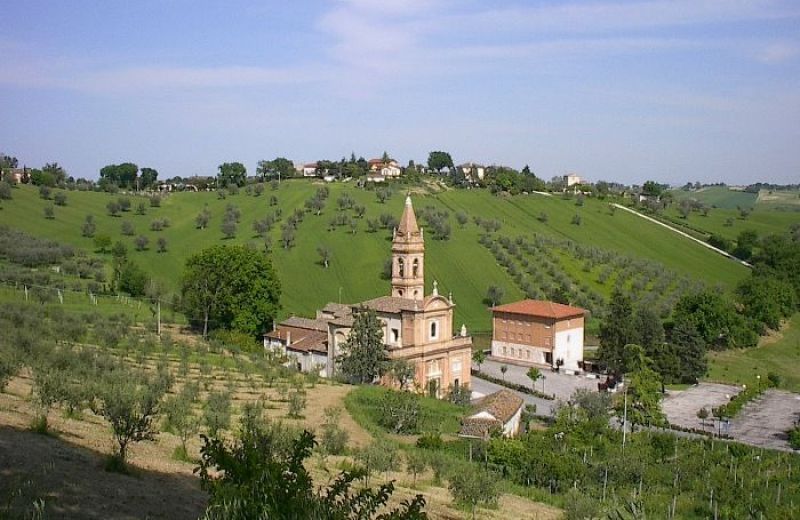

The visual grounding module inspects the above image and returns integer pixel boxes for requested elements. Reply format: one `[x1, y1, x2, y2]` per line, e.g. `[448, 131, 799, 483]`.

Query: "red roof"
[491, 300, 585, 320]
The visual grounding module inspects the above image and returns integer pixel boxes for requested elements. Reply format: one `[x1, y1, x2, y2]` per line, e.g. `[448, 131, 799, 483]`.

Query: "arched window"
[398, 289, 404, 297]
[397, 257, 404, 277]
[429, 320, 438, 340]
[412, 258, 419, 277]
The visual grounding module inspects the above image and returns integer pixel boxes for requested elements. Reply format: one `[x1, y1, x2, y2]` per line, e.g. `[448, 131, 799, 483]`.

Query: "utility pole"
[622, 385, 629, 452]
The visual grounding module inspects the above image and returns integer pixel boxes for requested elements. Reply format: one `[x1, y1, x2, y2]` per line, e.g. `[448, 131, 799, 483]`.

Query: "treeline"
[599, 225, 800, 384]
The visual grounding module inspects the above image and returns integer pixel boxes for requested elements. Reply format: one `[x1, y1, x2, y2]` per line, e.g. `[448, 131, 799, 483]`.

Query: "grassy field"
[3, 182, 749, 330]
[669, 186, 758, 209]
[707, 313, 800, 392]
[660, 205, 799, 242]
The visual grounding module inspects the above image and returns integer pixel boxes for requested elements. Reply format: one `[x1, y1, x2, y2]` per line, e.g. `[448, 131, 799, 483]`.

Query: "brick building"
[490, 300, 586, 373]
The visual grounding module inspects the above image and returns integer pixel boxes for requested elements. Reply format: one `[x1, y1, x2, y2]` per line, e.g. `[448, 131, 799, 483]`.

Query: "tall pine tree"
[337, 307, 386, 384]
[599, 288, 637, 373]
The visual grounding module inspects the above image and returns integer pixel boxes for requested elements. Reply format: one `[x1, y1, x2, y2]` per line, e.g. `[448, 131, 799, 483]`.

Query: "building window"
[391, 328, 400, 343]
[526, 350, 530, 360]
[397, 257, 404, 277]
[429, 320, 439, 340]
[398, 289, 404, 297]
[511, 348, 515, 357]
[503, 346, 507, 355]
[413, 290, 419, 299]
[454, 378, 460, 390]
[567, 334, 571, 342]
[412, 258, 419, 277]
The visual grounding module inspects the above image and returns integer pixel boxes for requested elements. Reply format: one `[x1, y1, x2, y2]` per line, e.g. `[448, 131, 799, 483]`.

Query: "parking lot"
[663, 384, 800, 451]
[475, 358, 599, 401]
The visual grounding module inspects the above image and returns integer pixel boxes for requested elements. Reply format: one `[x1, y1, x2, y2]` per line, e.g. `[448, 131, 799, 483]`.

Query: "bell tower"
[391, 196, 425, 300]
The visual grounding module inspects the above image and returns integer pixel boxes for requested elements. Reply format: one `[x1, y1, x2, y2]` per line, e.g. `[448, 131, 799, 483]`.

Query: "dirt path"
[611, 204, 752, 268]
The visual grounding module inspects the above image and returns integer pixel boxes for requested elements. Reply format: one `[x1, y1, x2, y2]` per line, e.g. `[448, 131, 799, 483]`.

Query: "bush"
[789, 427, 800, 450]
[378, 390, 421, 434]
[203, 391, 232, 437]
[54, 191, 67, 206]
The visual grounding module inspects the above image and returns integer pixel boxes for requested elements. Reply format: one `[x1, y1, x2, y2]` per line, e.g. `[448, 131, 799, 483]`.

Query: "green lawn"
[344, 385, 466, 437]
[707, 313, 800, 392]
[669, 186, 758, 209]
[660, 205, 799, 243]
[2, 182, 749, 331]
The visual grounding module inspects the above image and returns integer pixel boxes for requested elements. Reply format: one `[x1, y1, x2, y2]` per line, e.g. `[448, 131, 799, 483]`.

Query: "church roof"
[281, 316, 329, 332]
[492, 300, 585, 320]
[357, 296, 421, 314]
[396, 196, 420, 237]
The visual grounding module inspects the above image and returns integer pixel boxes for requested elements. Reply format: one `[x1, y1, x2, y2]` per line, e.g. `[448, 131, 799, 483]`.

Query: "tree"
[100, 162, 139, 189]
[94, 234, 112, 253]
[320, 407, 349, 455]
[38, 185, 51, 199]
[448, 469, 499, 519]
[378, 390, 421, 434]
[733, 229, 758, 261]
[0, 181, 12, 200]
[287, 389, 307, 418]
[107, 201, 121, 216]
[500, 364, 508, 381]
[472, 349, 486, 372]
[203, 391, 232, 437]
[134, 235, 149, 251]
[157, 237, 168, 253]
[119, 261, 148, 296]
[427, 151, 454, 172]
[672, 289, 756, 349]
[121, 220, 135, 236]
[670, 320, 707, 383]
[91, 364, 170, 465]
[336, 307, 386, 384]
[181, 245, 281, 338]
[43, 204, 55, 219]
[196, 208, 211, 229]
[641, 180, 663, 198]
[217, 162, 247, 188]
[81, 215, 96, 237]
[599, 288, 637, 373]
[139, 167, 158, 189]
[405, 450, 427, 486]
[386, 359, 415, 390]
[317, 245, 331, 268]
[697, 407, 709, 430]
[485, 285, 504, 307]
[527, 367, 542, 392]
[221, 219, 237, 239]
[617, 366, 665, 429]
[634, 306, 665, 355]
[163, 389, 199, 460]
[196, 427, 427, 519]
[737, 274, 796, 331]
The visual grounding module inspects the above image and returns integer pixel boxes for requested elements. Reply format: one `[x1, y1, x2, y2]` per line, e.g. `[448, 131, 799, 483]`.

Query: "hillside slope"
[2, 182, 748, 330]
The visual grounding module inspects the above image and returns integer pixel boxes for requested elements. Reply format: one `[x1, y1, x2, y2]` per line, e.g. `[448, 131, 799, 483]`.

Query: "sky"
[1, 0, 799, 185]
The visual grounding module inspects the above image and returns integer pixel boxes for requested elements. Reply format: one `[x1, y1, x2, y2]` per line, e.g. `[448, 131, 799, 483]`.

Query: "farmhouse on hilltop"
[265, 196, 473, 397]
[491, 300, 586, 373]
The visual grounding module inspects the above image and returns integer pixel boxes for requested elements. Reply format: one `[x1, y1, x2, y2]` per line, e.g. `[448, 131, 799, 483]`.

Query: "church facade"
[265, 196, 472, 397]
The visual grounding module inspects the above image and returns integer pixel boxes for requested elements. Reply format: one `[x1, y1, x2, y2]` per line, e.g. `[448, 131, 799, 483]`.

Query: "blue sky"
[2, 0, 799, 185]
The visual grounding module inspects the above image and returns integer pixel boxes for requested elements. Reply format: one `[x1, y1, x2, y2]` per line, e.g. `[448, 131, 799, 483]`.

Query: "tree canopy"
[181, 245, 281, 338]
[100, 162, 139, 189]
[426, 151, 454, 172]
[217, 162, 247, 188]
[336, 307, 386, 384]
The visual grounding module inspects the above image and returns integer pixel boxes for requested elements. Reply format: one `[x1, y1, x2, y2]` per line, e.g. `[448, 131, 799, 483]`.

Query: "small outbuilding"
[459, 389, 524, 439]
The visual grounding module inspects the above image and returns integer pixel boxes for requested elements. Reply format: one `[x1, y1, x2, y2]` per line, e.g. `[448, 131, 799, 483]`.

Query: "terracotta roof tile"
[357, 296, 421, 314]
[471, 389, 524, 423]
[492, 299, 585, 320]
[281, 316, 329, 332]
[287, 330, 328, 354]
[459, 416, 501, 439]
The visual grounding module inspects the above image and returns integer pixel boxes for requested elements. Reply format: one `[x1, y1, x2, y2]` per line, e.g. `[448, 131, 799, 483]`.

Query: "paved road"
[471, 376, 557, 416]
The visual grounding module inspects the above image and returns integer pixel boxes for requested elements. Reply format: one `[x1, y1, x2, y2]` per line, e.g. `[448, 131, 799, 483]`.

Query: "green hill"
[2, 182, 749, 331]
[669, 186, 757, 209]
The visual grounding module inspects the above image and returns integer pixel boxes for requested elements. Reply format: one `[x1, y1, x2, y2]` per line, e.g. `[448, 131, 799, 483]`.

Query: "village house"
[299, 163, 319, 177]
[367, 158, 401, 179]
[1, 167, 29, 184]
[459, 389, 524, 439]
[458, 162, 485, 183]
[490, 300, 586, 373]
[265, 196, 473, 397]
[264, 316, 328, 376]
[564, 173, 582, 187]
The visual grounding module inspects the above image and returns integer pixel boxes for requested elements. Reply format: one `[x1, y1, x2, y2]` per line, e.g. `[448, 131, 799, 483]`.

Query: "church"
[264, 196, 472, 397]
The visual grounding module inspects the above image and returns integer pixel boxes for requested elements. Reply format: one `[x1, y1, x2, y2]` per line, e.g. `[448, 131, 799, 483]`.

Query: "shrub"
[203, 391, 232, 437]
[134, 235, 149, 251]
[54, 192, 67, 206]
[43, 205, 55, 219]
